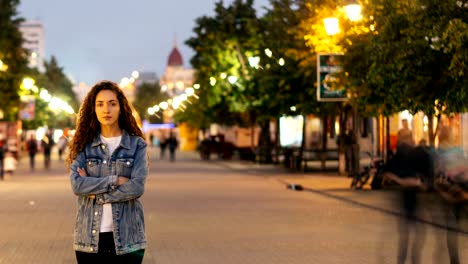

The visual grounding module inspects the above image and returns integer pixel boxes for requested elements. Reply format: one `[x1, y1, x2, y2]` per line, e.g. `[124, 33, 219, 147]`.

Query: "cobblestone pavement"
[0, 148, 467, 263]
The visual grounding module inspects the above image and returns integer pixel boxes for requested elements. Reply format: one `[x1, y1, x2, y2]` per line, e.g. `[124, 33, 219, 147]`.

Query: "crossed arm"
[70, 143, 148, 204]
[76, 167, 129, 199]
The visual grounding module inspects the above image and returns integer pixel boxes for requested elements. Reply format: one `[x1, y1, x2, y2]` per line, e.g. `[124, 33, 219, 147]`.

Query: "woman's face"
[95, 89, 120, 128]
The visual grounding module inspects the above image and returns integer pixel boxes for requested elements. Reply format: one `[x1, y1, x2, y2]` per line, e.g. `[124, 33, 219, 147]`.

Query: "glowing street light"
[278, 58, 285, 66]
[22, 77, 35, 90]
[248, 56, 260, 68]
[323, 17, 340, 35]
[228, 76, 238, 84]
[159, 101, 169, 110]
[185, 87, 195, 96]
[344, 4, 362, 21]
[131, 70, 139, 79]
[344, 0, 362, 22]
[210, 77, 216, 86]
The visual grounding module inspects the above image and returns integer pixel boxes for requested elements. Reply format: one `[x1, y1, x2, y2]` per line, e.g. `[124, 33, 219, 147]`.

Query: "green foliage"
[134, 81, 168, 124]
[185, 0, 263, 126]
[44, 56, 80, 111]
[0, 0, 28, 121]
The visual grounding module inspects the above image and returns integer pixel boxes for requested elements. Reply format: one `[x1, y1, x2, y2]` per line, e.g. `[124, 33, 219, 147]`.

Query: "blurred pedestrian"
[159, 135, 167, 160]
[383, 144, 432, 264]
[3, 151, 17, 176]
[67, 80, 148, 263]
[149, 133, 154, 147]
[397, 119, 415, 147]
[0, 130, 5, 179]
[26, 134, 38, 171]
[57, 134, 68, 160]
[167, 132, 179, 162]
[434, 147, 467, 264]
[41, 130, 54, 169]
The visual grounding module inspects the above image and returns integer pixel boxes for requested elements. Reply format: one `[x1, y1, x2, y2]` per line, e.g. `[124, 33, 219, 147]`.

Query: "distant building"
[160, 42, 195, 97]
[136, 71, 158, 86]
[72, 82, 90, 103]
[19, 20, 45, 72]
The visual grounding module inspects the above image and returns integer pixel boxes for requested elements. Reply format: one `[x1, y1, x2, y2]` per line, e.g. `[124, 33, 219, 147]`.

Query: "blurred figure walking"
[159, 136, 167, 160]
[41, 130, 54, 169]
[383, 144, 432, 264]
[167, 132, 179, 162]
[57, 134, 68, 160]
[26, 134, 38, 171]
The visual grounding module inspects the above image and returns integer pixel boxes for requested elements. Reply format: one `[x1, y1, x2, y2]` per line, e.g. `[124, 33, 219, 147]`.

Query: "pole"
[352, 106, 360, 175]
[0, 123, 7, 180]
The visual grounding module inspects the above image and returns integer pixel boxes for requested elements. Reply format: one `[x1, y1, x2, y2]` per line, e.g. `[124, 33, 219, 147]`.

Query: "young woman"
[67, 81, 148, 263]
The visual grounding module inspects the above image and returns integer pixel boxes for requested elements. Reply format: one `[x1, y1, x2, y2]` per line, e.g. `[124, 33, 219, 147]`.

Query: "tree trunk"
[338, 108, 347, 175]
[386, 116, 391, 161]
[427, 113, 442, 147]
[257, 120, 273, 164]
[321, 116, 328, 170]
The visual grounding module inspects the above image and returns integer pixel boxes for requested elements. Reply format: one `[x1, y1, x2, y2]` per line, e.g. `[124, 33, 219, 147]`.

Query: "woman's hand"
[77, 167, 87, 177]
[117, 176, 129, 186]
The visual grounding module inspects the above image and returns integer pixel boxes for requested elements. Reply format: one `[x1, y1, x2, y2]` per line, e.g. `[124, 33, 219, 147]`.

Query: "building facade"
[160, 44, 195, 97]
[19, 20, 45, 72]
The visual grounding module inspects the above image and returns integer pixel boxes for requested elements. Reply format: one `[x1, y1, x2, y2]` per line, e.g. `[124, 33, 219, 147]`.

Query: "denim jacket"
[70, 130, 148, 255]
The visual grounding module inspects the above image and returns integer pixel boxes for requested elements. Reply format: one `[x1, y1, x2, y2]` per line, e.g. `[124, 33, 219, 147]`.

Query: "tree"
[44, 56, 80, 112]
[186, 0, 262, 126]
[0, 0, 28, 121]
[346, 0, 468, 145]
[134, 81, 167, 124]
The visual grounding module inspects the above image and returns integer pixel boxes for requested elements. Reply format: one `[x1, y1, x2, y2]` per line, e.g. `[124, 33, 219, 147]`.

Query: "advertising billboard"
[317, 53, 347, 102]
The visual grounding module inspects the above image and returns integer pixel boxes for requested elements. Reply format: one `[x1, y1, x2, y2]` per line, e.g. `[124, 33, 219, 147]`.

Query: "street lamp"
[323, 17, 340, 35]
[343, 0, 362, 21]
[321, 0, 363, 176]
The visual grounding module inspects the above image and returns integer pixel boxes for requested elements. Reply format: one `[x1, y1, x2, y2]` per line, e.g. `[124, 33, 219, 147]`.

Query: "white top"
[99, 134, 122, 233]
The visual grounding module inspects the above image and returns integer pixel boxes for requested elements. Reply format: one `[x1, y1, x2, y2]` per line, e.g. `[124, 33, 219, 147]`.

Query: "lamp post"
[322, 0, 363, 176]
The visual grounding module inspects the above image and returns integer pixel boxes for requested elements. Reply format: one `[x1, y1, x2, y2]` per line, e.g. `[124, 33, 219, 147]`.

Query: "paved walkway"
[0, 148, 467, 263]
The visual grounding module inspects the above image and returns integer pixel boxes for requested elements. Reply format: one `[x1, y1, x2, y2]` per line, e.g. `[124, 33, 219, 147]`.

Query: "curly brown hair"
[66, 80, 143, 168]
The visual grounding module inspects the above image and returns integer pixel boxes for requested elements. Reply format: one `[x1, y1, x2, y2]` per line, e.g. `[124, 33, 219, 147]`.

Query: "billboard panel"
[317, 53, 347, 101]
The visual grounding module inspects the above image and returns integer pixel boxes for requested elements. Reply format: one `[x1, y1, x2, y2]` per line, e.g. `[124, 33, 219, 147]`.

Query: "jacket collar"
[91, 129, 131, 150]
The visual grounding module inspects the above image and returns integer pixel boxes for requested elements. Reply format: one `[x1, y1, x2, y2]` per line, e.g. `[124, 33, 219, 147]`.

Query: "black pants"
[75, 232, 145, 264]
[29, 153, 36, 170]
[44, 150, 51, 169]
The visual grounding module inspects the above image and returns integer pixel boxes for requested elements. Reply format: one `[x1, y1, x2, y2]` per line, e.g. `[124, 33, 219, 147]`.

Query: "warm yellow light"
[228, 76, 238, 84]
[344, 4, 362, 21]
[323, 17, 340, 35]
[185, 87, 195, 96]
[159, 101, 169, 110]
[210, 77, 216, 86]
[0, 59, 7, 71]
[220, 73, 227, 79]
[176, 81, 184, 90]
[40, 89, 52, 102]
[120, 77, 130, 87]
[22, 77, 35, 90]
[278, 58, 285, 66]
[193, 83, 200, 89]
[31, 52, 38, 58]
[131, 70, 139, 79]
[248, 56, 260, 68]
[264, 48, 273, 58]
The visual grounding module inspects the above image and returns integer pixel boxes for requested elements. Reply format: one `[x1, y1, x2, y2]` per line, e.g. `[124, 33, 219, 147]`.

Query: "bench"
[298, 148, 340, 171]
